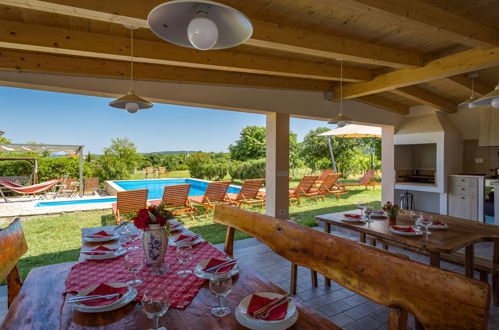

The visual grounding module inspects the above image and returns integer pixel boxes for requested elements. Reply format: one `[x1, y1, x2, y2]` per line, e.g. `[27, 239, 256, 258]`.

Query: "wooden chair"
[311, 173, 345, 199]
[338, 169, 380, 191]
[60, 177, 79, 198]
[289, 175, 319, 205]
[0, 219, 28, 307]
[145, 167, 155, 178]
[112, 189, 148, 224]
[150, 184, 197, 219]
[226, 178, 265, 208]
[157, 167, 168, 177]
[315, 169, 335, 184]
[214, 205, 490, 330]
[189, 180, 231, 216]
[84, 177, 100, 194]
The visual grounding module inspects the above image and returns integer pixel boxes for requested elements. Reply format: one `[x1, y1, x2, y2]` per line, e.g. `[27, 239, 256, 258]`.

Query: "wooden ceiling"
[0, 0, 498, 115]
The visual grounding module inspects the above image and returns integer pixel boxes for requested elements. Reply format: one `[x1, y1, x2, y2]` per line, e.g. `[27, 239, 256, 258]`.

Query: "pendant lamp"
[459, 73, 479, 109]
[148, 0, 253, 50]
[328, 60, 352, 127]
[109, 26, 153, 113]
[471, 83, 499, 109]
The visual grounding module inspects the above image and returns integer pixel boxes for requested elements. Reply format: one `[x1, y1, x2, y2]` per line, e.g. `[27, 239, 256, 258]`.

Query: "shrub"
[187, 152, 229, 180]
[229, 158, 266, 180]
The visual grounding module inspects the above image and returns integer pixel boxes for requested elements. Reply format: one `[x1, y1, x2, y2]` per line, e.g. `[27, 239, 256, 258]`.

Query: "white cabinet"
[447, 175, 484, 221]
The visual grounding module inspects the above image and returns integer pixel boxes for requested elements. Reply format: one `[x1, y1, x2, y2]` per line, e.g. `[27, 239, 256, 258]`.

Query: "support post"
[327, 136, 338, 173]
[79, 146, 84, 197]
[265, 113, 290, 219]
[33, 158, 38, 184]
[381, 126, 395, 204]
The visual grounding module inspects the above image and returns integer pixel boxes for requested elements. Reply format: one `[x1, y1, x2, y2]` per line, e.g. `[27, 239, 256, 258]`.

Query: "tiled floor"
[1, 224, 498, 329]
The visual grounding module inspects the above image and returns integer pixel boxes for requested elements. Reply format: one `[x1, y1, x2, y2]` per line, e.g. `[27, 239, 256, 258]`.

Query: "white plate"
[168, 236, 203, 247]
[341, 216, 365, 223]
[83, 232, 120, 243]
[235, 292, 298, 330]
[168, 222, 183, 233]
[429, 223, 448, 229]
[194, 258, 239, 279]
[83, 247, 127, 260]
[389, 225, 423, 236]
[71, 283, 137, 313]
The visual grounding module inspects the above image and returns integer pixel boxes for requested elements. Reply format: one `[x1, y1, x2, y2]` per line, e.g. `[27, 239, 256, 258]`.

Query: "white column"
[79, 146, 84, 197]
[266, 113, 290, 219]
[381, 126, 395, 204]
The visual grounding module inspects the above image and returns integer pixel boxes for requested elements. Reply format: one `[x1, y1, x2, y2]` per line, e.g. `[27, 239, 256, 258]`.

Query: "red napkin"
[247, 295, 288, 321]
[82, 246, 116, 255]
[86, 230, 113, 238]
[203, 258, 235, 274]
[170, 223, 182, 231]
[77, 283, 127, 306]
[433, 220, 446, 226]
[344, 214, 361, 219]
[391, 225, 417, 232]
[175, 235, 197, 243]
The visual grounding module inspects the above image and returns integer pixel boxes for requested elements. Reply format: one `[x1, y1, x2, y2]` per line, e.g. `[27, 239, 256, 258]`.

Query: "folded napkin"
[391, 225, 417, 233]
[170, 223, 182, 231]
[344, 214, 361, 219]
[432, 220, 446, 226]
[203, 258, 235, 274]
[247, 295, 288, 321]
[77, 283, 127, 307]
[86, 230, 113, 239]
[175, 235, 197, 243]
[82, 246, 116, 255]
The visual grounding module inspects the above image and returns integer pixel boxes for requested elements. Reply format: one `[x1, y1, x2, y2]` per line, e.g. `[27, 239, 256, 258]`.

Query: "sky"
[0, 87, 330, 154]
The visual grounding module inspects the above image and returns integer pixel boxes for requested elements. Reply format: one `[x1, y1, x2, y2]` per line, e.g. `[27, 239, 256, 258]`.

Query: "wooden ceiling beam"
[0, 48, 334, 91]
[0, 0, 424, 68]
[391, 86, 457, 113]
[355, 95, 410, 115]
[0, 19, 371, 82]
[334, 47, 499, 99]
[445, 74, 495, 96]
[339, 0, 499, 48]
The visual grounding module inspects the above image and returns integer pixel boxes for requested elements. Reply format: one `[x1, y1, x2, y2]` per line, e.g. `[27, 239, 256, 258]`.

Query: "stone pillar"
[266, 113, 290, 219]
[381, 126, 395, 204]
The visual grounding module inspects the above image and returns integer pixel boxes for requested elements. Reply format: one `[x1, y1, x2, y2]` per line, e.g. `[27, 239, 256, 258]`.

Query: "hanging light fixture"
[328, 60, 352, 128]
[147, 0, 253, 50]
[459, 73, 479, 109]
[109, 26, 153, 113]
[471, 83, 499, 109]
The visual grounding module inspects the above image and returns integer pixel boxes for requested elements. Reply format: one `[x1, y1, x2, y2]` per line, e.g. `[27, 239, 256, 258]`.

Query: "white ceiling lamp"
[471, 83, 499, 109]
[109, 26, 153, 113]
[328, 60, 352, 128]
[148, 0, 253, 50]
[459, 73, 479, 109]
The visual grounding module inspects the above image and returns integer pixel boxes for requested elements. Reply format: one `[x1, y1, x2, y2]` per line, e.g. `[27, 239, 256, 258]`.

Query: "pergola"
[0, 143, 84, 197]
[0, 0, 497, 217]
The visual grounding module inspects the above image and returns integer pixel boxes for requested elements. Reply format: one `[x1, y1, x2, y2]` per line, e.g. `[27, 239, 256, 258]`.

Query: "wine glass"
[142, 291, 170, 330]
[127, 226, 141, 251]
[175, 244, 193, 276]
[410, 210, 421, 228]
[209, 273, 232, 317]
[357, 203, 367, 220]
[417, 215, 433, 239]
[124, 250, 144, 287]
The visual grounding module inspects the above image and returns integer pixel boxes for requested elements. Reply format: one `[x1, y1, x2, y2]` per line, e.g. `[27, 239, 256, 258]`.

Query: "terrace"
[0, 0, 499, 329]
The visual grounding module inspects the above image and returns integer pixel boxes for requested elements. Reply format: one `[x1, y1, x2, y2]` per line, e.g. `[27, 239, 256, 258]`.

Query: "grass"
[16, 185, 380, 280]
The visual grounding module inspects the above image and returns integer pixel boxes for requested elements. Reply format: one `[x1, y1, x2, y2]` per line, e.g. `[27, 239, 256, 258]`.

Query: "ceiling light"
[109, 26, 153, 113]
[148, 0, 253, 50]
[327, 60, 351, 127]
[471, 83, 499, 109]
[459, 73, 480, 109]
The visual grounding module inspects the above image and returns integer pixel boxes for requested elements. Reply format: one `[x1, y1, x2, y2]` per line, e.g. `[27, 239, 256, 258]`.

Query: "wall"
[463, 139, 499, 174]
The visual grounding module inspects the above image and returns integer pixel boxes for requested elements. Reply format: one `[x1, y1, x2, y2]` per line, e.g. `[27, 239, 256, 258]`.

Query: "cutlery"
[80, 250, 114, 254]
[213, 260, 238, 274]
[176, 234, 202, 244]
[205, 258, 238, 272]
[113, 221, 130, 231]
[68, 293, 120, 303]
[255, 297, 293, 319]
[253, 293, 292, 316]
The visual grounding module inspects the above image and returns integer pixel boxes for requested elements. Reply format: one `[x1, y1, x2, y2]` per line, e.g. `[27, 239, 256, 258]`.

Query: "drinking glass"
[175, 244, 193, 276]
[209, 273, 232, 317]
[127, 226, 141, 251]
[417, 215, 433, 239]
[357, 203, 367, 220]
[142, 292, 169, 330]
[124, 250, 144, 287]
[118, 222, 131, 246]
[410, 210, 421, 228]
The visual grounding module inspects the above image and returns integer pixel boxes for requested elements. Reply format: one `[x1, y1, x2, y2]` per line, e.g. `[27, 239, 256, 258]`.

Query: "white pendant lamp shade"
[471, 83, 499, 109]
[148, 0, 253, 50]
[328, 114, 352, 127]
[109, 90, 153, 113]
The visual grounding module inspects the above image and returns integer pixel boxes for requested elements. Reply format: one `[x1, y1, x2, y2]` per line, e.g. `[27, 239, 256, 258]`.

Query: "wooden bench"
[214, 205, 490, 330]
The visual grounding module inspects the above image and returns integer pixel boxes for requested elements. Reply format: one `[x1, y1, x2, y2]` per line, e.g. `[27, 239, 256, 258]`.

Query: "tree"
[95, 138, 142, 180]
[300, 127, 331, 171]
[0, 136, 11, 143]
[229, 126, 266, 161]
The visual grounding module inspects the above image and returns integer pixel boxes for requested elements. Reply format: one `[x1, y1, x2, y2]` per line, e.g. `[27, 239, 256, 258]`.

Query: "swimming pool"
[35, 178, 240, 207]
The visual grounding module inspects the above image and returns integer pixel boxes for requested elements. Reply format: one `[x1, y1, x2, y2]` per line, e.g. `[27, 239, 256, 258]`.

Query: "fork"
[254, 297, 292, 319]
[68, 293, 120, 303]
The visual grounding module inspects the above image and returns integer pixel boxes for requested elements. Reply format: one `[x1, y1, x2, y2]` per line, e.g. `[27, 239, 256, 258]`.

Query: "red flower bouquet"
[129, 203, 173, 230]
[382, 201, 401, 217]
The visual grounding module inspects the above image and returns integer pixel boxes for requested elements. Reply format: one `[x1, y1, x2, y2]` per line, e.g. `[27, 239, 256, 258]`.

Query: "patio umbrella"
[319, 124, 382, 171]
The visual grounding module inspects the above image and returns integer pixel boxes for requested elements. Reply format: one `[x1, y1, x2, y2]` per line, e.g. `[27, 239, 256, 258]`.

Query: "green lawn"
[16, 186, 380, 280]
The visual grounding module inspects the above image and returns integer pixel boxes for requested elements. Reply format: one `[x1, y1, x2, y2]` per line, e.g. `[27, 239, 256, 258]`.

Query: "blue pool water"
[35, 179, 240, 207]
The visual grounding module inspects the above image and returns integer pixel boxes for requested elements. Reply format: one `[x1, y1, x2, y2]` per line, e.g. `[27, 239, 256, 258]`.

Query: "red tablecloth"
[65, 241, 226, 309]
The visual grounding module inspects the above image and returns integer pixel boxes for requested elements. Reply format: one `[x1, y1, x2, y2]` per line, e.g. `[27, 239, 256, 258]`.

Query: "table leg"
[465, 245, 474, 278]
[325, 222, 331, 234]
[429, 252, 440, 268]
[359, 233, 366, 243]
[493, 242, 499, 306]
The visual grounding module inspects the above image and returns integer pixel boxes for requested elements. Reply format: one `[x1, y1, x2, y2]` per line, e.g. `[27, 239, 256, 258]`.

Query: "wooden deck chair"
[0, 219, 28, 308]
[315, 169, 335, 184]
[157, 167, 167, 177]
[189, 180, 231, 216]
[289, 175, 319, 205]
[214, 205, 490, 330]
[226, 178, 265, 208]
[145, 167, 155, 178]
[310, 173, 345, 199]
[150, 184, 197, 219]
[59, 177, 79, 198]
[112, 189, 148, 224]
[338, 169, 380, 191]
[84, 177, 100, 194]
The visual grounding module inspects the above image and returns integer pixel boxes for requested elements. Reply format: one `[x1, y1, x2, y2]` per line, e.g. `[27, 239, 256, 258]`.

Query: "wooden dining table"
[315, 211, 499, 306]
[2, 225, 339, 329]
